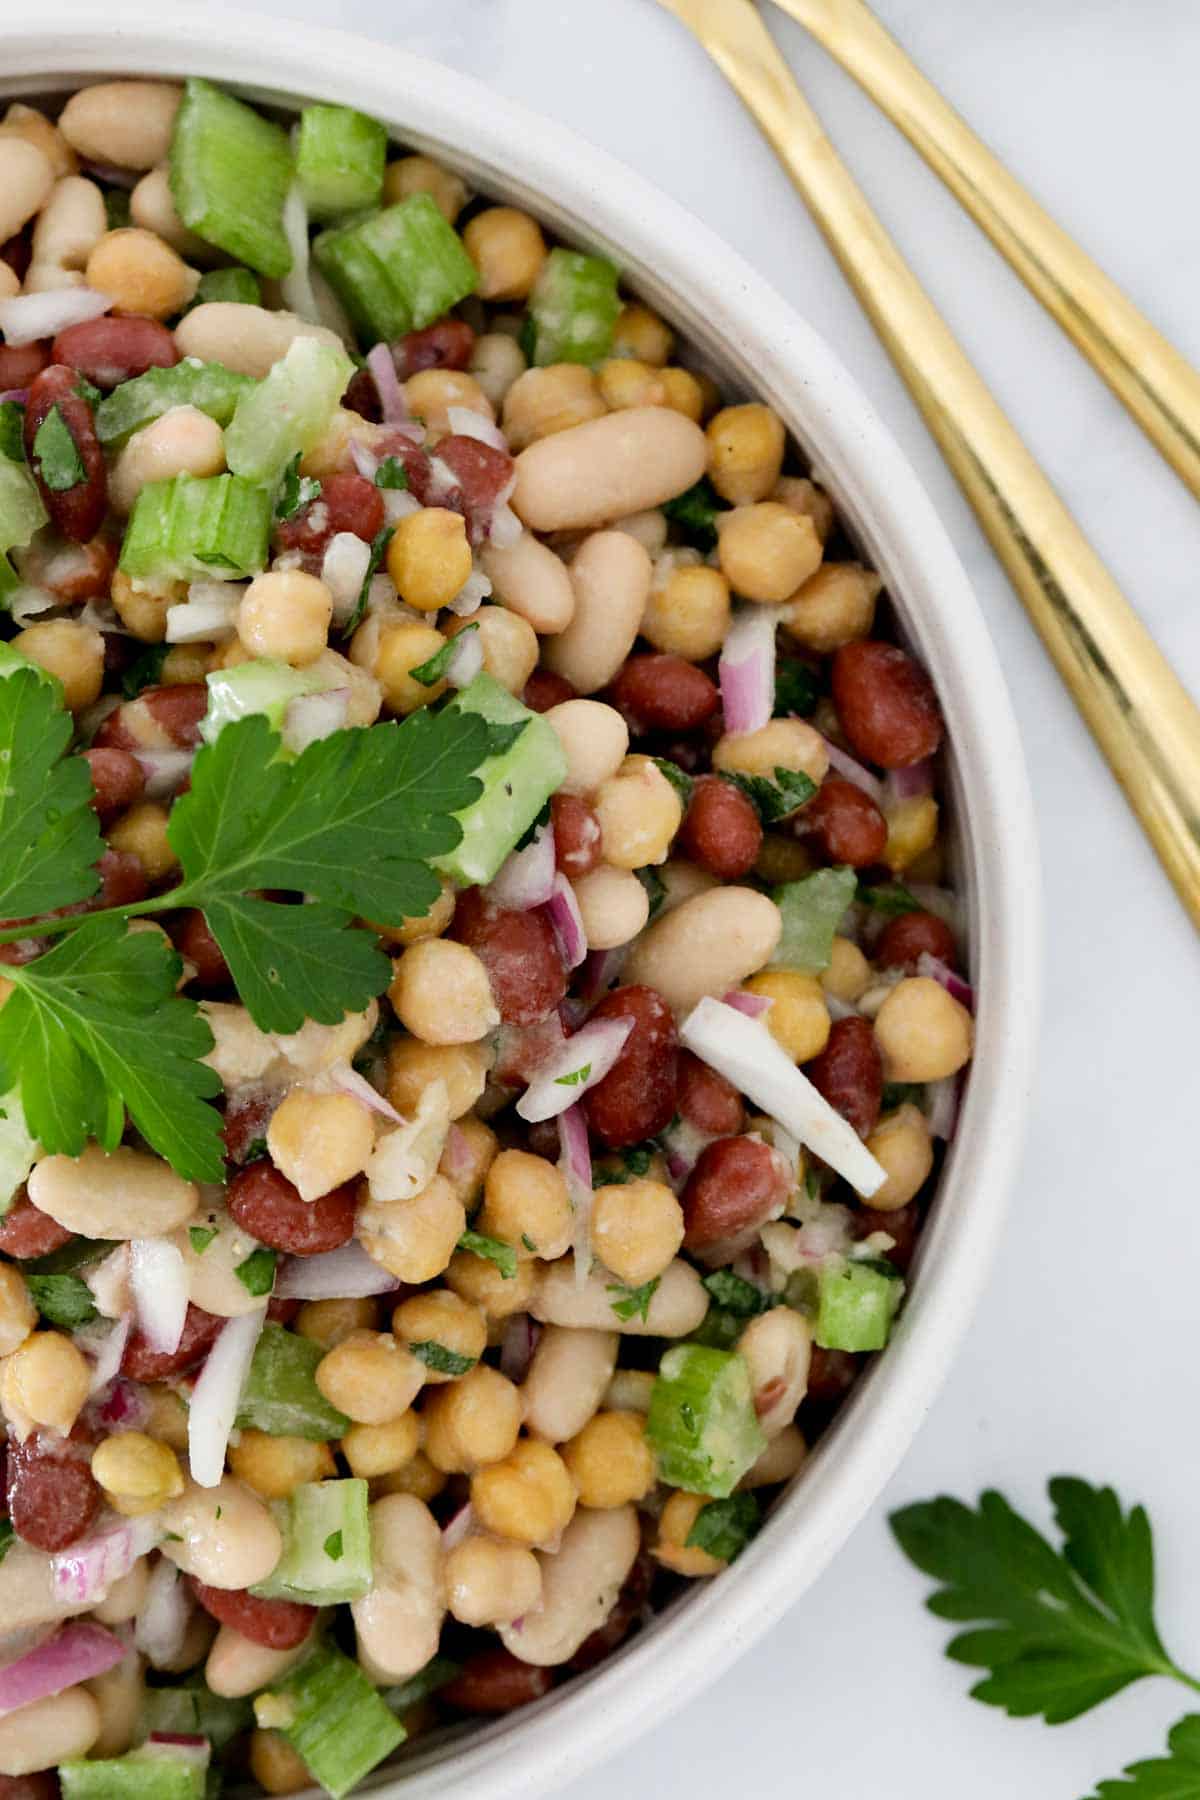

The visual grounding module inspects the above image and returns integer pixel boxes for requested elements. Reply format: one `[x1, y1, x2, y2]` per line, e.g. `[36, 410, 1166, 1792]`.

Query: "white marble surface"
[254, 2, 1200, 1792]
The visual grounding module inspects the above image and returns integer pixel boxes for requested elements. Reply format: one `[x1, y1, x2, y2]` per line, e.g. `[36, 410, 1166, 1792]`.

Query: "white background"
[255, 2, 1199, 1793]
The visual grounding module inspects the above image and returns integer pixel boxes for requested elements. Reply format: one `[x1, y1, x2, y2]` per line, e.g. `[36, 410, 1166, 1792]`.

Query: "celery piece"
[271, 1643, 405, 1800]
[815, 1259, 903, 1353]
[60, 1756, 206, 1800]
[434, 674, 568, 887]
[527, 247, 621, 367]
[200, 657, 328, 747]
[645, 1344, 767, 1498]
[0, 456, 47, 562]
[170, 78, 294, 277]
[253, 1477, 372, 1604]
[137, 1683, 251, 1750]
[119, 474, 271, 583]
[191, 265, 262, 309]
[770, 866, 858, 974]
[95, 360, 255, 448]
[224, 336, 356, 487]
[236, 1321, 350, 1440]
[314, 194, 477, 343]
[296, 104, 387, 222]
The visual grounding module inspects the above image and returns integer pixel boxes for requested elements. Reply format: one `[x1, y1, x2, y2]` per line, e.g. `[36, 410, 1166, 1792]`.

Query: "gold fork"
[654, 0, 1200, 932]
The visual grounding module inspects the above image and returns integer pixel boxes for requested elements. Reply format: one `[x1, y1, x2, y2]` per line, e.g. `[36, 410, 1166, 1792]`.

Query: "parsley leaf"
[857, 880, 920, 916]
[882, 1082, 924, 1111]
[636, 865, 667, 920]
[457, 1230, 516, 1280]
[25, 1271, 97, 1329]
[31, 406, 84, 491]
[555, 1063, 591, 1087]
[0, 402, 25, 464]
[324, 1531, 344, 1562]
[344, 524, 393, 636]
[0, 1519, 13, 1565]
[607, 1277, 659, 1323]
[662, 477, 724, 552]
[189, 1225, 217, 1254]
[408, 1340, 477, 1376]
[774, 659, 819, 718]
[411, 622, 476, 687]
[701, 1269, 773, 1318]
[652, 758, 694, 807]
[382, 1656, 461, 1714]
[235, 1246, 276, 1295]
[274, 453, 321, 522]
[374, 457, 409, 490]
[1088, 1715, 1200, 1799]
[686, 1492, 760, 1562]
[121, 643, 170, 700]
[0, 667, 102, 922]
[718, 765, 816, 823]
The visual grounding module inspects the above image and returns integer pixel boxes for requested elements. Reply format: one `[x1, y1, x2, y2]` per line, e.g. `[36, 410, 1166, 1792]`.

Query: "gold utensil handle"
[662, 0, 1200, 927]
[773, 0, 1200, 502]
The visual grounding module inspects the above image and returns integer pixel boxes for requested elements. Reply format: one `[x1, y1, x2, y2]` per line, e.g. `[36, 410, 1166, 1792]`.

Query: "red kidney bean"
[804, 1015, 882, 1138]
[95, 683, 208, 752]
[393, 318, 475, 381]
[551, 793, 601, 879]
[523, 669, 575, 713]
[450, 889, 566, 1027]
[831, 641, 943, 769]
[95, 848, 147, 910]
[172, 909, 231, 990]
[0, 339, 48, 390]
[677, 776, 762, 879]
[1, 231, 32, 282]
[676, 1049, 745, 1137]
[23, 364, 107, 543]
[569, 1552, 653, 1673]
[876, 910, 956, 971]
[273, 471, 385, 559]
[52, 317, 180, 390]
[434, 436, 515, 547]
[681, 1135, 791, 1250]
[190, 1581, 316, 1650]
[853, 1200, 919, 1272]
[15, 531, 116, 604]
[122, 1303, 223, 1382]
[228, 1163, 358, 1256]
[342, 367, 381, 422]
[805, 1345, 860, 1405]
[82, 748, 145, 827]
[608, 654, 719, 735]
[221, 1092, 278, 1167]
[584, 985, 678, 1149]
[802, 776, 887, 868]
[266, 1295, 301, 1326]
[440, 1648, 555, 1714]
[0, 1773, 62, 1799]
[6, 1436, 100, 1552]
[0, 1190, 72, 1260]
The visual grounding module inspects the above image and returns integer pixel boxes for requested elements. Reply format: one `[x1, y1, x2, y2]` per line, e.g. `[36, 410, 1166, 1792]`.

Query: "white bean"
[30, 175, 106, 274]
[572, 865, 649, 950]
[87, 1645, 144, 1757]
[543, 531, 651, 693]
[168, 1203, 273, 1318]
[0, 265, 16, 301]
[657, 858, 719, 913]
[480, 534, 574, 634]
[0, 1687, 99, 1775]
[352, 1494, 445, 1683]
[623, 887, 782, 1013]
[522, 1326, 618, 1443]
[0, 1543, 86, 1639]
[0, 139, 54, 245]
[111, 406, 226, 515]
[161, 1478, 282, 1590]
[22, 265, 86, 293]
[174, 302, 346, 378]
[29, 1144, 198, 1240]
[740, 1423, 807, 1488]
[58, 81, 183, 170]
[498, 1506, 640, 1666]
[543, 698, 629, 795]
[469, 331, 526, 410]
[738, 1307, 812, 1437]
[206, 1623, 315, 1699]
[532, 1258, 707, 1337]
[92, 1559, 150, 1625]
[511, 406, 708, 531]
[131, 165, 218, 263]
[611, 508, 668, 554]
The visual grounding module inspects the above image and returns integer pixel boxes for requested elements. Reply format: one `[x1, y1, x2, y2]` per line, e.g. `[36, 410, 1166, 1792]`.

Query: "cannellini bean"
[206, 1623, 315, 1699]
[572, 865, 649, 950]
[0, 1687, 100, 1775]
[352, 1494, 446, 1683]
[168, 1205, 274, 1318]
[480, 534, 574, 634]
[0, 1543, 89, 1639]
[511, 406, 708, 531]
[531, 1258, 707, 1337]
[657, 858, 720, 913]
[91, 1560, 150, 1625]
[131, 165, 218, 263]
[738, 1307, 812, 1437]
[58, 81, 183, 170]
[87, 1645, 145, 1758]
[543, 699, 629, 795]
[161, 1478, 282, 1590]
[174, 302, 346, 377]
[29, 1143, 198, 1240]
[498, 1506, 640, 1666]
[0, 264, 16, 301]
[623, 887, 782, 1013]
[543, 531, 651, 693]
[740, 1424, 807, 1488]
[0, 139, 54, 245]
[522, 1327, 618, 1443]
[30, 175, 106, 273]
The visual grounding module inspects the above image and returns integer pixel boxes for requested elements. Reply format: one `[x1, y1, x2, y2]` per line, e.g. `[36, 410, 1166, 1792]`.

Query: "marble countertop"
[239, 2, 1200, 1792]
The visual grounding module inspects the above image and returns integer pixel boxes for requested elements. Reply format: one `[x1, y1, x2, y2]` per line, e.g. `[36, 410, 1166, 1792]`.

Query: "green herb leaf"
[882, 1082, 924, 1111]
[623, 1146, 653, 1176]
[456, 1230, 517, 1280]
[0, 1518, 14, 1564]
[189, 1225, 218, 1254]
[344, 524, 393, 637]
[1087, 1715, 1200, 1799]
[323, 1530, 344, 1562]
[104, 188, 131, 230]
[685, 1492, 760, 1562]
[857, 880, 920, 917]
[555, 1063, 591, 1087]
[236, 1246, 276, 1296]
[374, 457, 409, 490]
[120, 643, 171, 700]
[607, 1277, 660, 1323]
[719, 765, 816, 824]
[521, 1234, 537, 1253]
[652, 758, 694, 806]
[0, 668, 102, 922]
[481, 719, 529, 760]
[31, 406, 84, 492]
[73, 377, 102, 409]
[408, 1340, 476, 1377]
[514, 798, 551, 854]
[774, 659, 819, 718]
[275, 452, 321, 522]
[636, 865, 666, 920]
[24, 1271, 97, 1329]
[411, 622, 476, 687]
[662, 477, 724, 552]
[382, 1656, 462, 1714]
[701, 1269, 772, 1319]
[0, 403, 25, 464]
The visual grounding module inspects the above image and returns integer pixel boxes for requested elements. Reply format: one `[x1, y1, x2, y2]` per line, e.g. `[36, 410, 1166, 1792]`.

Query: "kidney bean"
[676, 1049, 745, 1137]
[523, 669, 576, 713]
[450, 888, 566, 1026]
[440, 1647, 555, 1714]
[95, 683, 208, 752]
[569, 1551, 653, 1673]
[876, 910, 957, 971]
[52, 316, 180, 390]
[23, 364, 107, 543]
[608, 654, 719, 735]
[551, 793, 602, 879]
[266, 1295, 301, 1326]
[802, 776, 887, 868]
[190, 1581, 316, 1650]
[273, 470, 385, 559]
[1, 231, 32, 283]
[95, 849, 147, 910]
[393, 318, 475, 381]
[804, 1015, 882, 1138]
[0, 339, 48, 390]
[0, 1774, 62, 1799]
[853, 1200, 919, 1272]
[831, 641, 943, 769]
[805, 1345, 860, 1405]
[584, 985, 678, 1149]
[221, 1092, 278, 1168]
[343, 367, 381, 422]
[0, 1190, 72, 1260]
[172, 909, 231, 990]
[435, 435, 515, 547]
[82, 748, 145, 827]
[677, 776, 762, 879]
[6, 1436, 100, 1552]
[15, 531, 116, 604]
[681, 1135, 791, 1250]
[228, 1162, 358, 1256]
[122, 1302, 223, 1382]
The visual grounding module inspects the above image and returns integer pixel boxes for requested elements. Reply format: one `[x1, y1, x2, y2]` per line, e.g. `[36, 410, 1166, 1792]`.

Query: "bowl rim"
[0, 10, 1042, 1796]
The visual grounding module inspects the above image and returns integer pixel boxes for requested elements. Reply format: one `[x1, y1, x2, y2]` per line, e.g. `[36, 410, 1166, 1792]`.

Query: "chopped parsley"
[24, 1272, 97, 1330]
[718, 765, 817, 823]
[323, 1530, 344, 1562]
[701, 1269, 773, 1318]
[189, 1225, 218, 1254]
[120, 643, 171, 700]
[32, 405, 85, 492]
[857, 880, 920, 916]
[0, 402, 25, 464]
[636, 865, 667, 920]
[0, 1518, 15, 1564]
[457, 1230, 517, 1280]
[408, 1340, 477, 1377]
[652, 758, 694, 806]
[662, 477, 724, 551]
[235, 1247, 276, 1296]
[774, 659, 820, 718]
[555, 1063, 591, 1087]
[686, 1492, 760, 1562]
[344, 523, 393, 636]
[607, 1277, 660, 1323]
[374, 456, 409, 490]
[274, 452, 321, 521]
[411, 621, 477, 687]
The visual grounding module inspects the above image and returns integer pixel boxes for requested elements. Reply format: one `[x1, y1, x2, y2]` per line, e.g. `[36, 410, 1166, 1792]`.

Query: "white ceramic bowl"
[0, 11, 1041, 1795]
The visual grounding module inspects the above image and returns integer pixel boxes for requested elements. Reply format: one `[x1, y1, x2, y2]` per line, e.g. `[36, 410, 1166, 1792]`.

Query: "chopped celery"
[200, 657, 328, 747]
[138, 1683, 251, 1750]
[0, 456, 48, 566]
[297, 104, 387, 222]
[770, 866, 858, 973]
[269, 1643, 405, 1799]
[434, 674, 568, 887]
[119, 474, 271, 582]
[60, 1754, 206, 1799]
[314, 194, 477, 343]
[170, 78, 294, 277]
[224, 336, 355, 487]
[253, 1478, 372, 1604]
[236, 1322, 350, 1440]
[645, 1343, 766, 1498]
[191, 266, 262, 309]
[95, 360, 255, 448]
[815, 1259, 903, 1352]
[527, 247, 621, 366]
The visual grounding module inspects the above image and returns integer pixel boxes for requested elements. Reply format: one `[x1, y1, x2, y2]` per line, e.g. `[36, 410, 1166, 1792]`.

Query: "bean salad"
[0, 74, 975, 1800]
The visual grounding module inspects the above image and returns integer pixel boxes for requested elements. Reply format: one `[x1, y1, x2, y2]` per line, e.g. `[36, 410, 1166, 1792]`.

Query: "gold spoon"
[654, 0, 1200, 931]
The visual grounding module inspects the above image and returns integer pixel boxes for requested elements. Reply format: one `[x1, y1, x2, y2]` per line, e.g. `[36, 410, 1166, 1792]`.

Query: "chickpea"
[85, 226, 197, 319]
[237, 570, 332, 667]
[0, 1264, 36, 1358]
[712, 717, 828, 785]
[463, 206, 547, 301]
[358, 1173, 465, 1285]
[386, 508, 472, 612]
[717, 502, 822, 604]
[822, 936, 870, 1003]
[744, 970, 831, 1062]
[359, 620, 447, 716]
[376, 1450, 446, 1502]
[783, 562, 880, 653]
[502, 364, 605, 451]
[470, 332, 527, 411]
[773, 475, 835, 542]
[393, 1290, 487, 1383]
[865, 1103, 935, 1210]
[341, 1410, 421, 1478]
[611, 302, 674, 366]
[447, 606, 538, 695]
[755, 833, 814, 885]
[478, 1149, 573, 1262]
[446, 1536, 542, 1627]
[470, 1438, 576, 1547]
[90, 1432, 184, 1516]
[438, 1114, 498, 1208]
[386, 939, 496, 1046]
[658, 366, 705, 422]
[0, 1328, 87, 1434]
[107, 802, 177, 881]
[884, 794, 939, 872]
[611, 508, 668, 555]
[594, 754, 683, 869]
[597, 358, 666, 411]
[160, 645, 211, 685]
[423, 1363, 522, 1473]
[108, 571, 183, 643]
[873, 977, 973, 1083]
[315, 1330, 425, 1426]
[250, 1728, 311, 1796]
[543, 698, 629, 796]
[572, 864, 649, 951]
[265, 1087, 374, 1203]
[227, 1431, 335, 1500]
[296, 1296, 380, 1351]
[385, 1039, 490, 1120]
[706, 402, 785, 504]
[444, 1246, 536, 1319]
[641, 561, 730, 661]
[370, 877, 455, 948]
[111, 406, 225, 515]
[12, 618, 103, 711]
[655, 1490, 725, 1576]
[405, 368, 493, 436]
[592, 1178, 684, 1287]
[562, 1411, 656, 1508]
[382, 154, 467, 222]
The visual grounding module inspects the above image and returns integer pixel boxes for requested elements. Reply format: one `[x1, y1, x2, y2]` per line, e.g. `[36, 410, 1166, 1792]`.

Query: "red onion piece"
[883, 758, 934, 804]
[819, 736, 885, 805]
[577, 945, 627, 1003]
[488, 820, 556, 910]
[441, 1503, 475, 1551]
[925, 1074, 960, 1140]
[446, 627, 485, 688]
[366, 342, 408, 424]
[499, 1314, 540, 1384]
[328, 1063, 403, 1122]
[78, 1312, 130, 1397]
[721, 988, 772, 1020]
[446, 405, 508, 452]
[916, 951, 975, 1012]
[132, 749, 194, 801]
[718, 606, 779, 737]
[544, 873, 587, 970]
[275, 1240, 401, 1300]
[517, 1016, 634, 1123]
[92, 1376, 149, 1432]
[0, 1622, 125, 1718]
[134, 1557, 193, 1670]
[51, 1514, 163, 1607]
[188, 1307, 267, 1488]
[556, 1102, 594, 1286]
[129, 1238, 188, 1356]
[0, 388, 27, 405]
[0, 287, 110, 347]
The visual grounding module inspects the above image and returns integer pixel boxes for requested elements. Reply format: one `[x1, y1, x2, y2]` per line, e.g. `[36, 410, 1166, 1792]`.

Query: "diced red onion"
[366, 342, 408, 424]
[557, 1102, 593, 1286]
[718, 606, 779, 737]
[488, 502, 523, 548]
[446, 406, 508, 452]
[166, 581, 241, 645]
[884, 759, 934, 804]
[83, 1243, 129, 1320]
[559, 997, 588, 1032]
[488, 820, 556, 910]
[78, 1313, 130, 1397]
[92, 1377, 149, 1433]
[0, 388, 27, 405]
[916, 951, 975, 1012]
[440, 1123, 474, 1185]
[0, 287, 110, 347]
[441, 1503, 475, 1551]
[658, 1115, 710, 1190]
[146, 1735, 208, 1749]
[132, 749, 194, 800]
[381, 487, 421, 524]
[51, 1515, 162, 1607]
[447, 567, 492, 617]
[281, 688, 350, 756]
[544, 873, 587, 971]
[81, 161, 139, 188]
[493, 1013, 568, 1087]
[328, 1062, 402, 1122]
[908, 883, 964, 938]
[578, 946, 627, 1002]
[819, 737, 884, 805]
[721, 988, 772, 1020]
[446, 627, 484, 688]
[517, 1016, 634, 1123]
[499, 1314, 540, 1384]
[279, 182, 323, 325]
[0, 1622, 124, 1718]
[134, 1558, 192, 1670]
[321, 533, 372, 625]
[188, 1307, 267, 1489]
[129, 1239, 188, 1356]
[926, 1075, 960, 1140]
[349, 441, 379, 482]
[275, 1241, 400, 1300]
